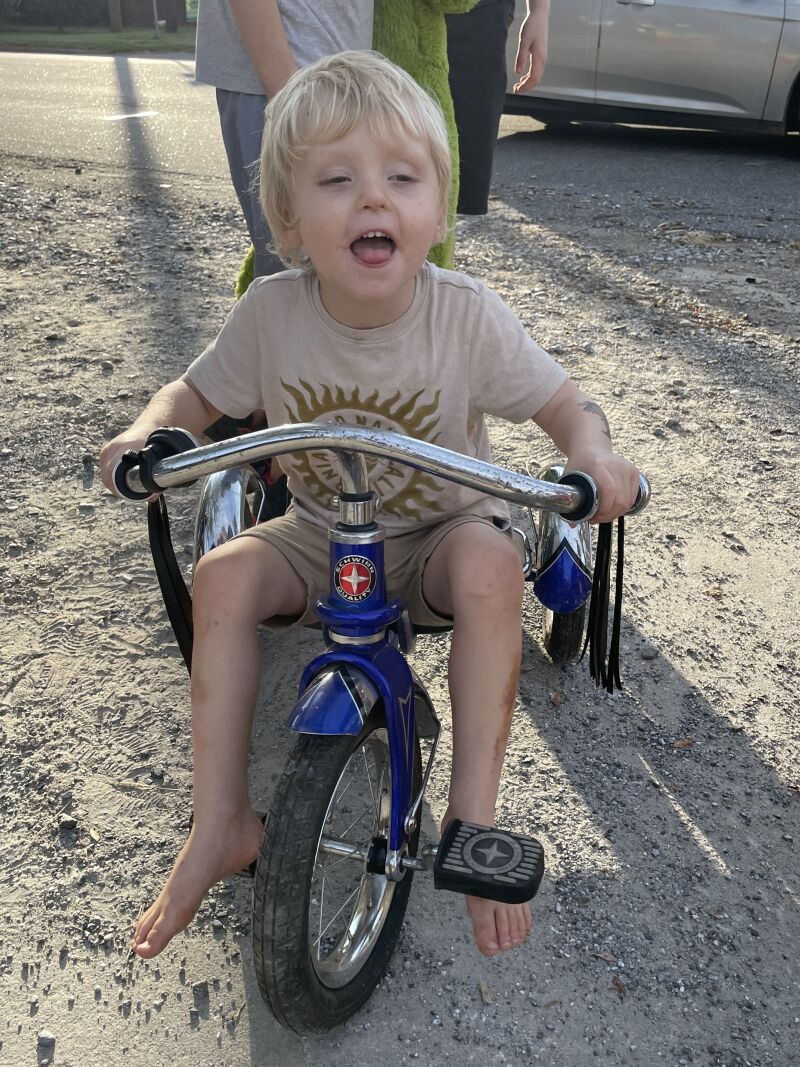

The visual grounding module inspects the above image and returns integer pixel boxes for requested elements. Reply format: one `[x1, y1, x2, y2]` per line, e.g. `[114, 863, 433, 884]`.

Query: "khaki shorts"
[238, 510, 510, 629]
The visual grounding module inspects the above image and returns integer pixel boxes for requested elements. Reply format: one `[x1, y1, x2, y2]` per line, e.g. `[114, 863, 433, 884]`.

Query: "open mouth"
[350, 230, 396, 266]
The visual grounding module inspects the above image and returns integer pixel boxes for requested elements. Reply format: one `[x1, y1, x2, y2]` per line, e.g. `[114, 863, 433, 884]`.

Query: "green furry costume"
[235, 0, 477, 296]
[373, 0, 476, 268]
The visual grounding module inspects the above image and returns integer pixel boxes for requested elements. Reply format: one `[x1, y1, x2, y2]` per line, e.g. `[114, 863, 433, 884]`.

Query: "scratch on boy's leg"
[493, 657, 520, 765]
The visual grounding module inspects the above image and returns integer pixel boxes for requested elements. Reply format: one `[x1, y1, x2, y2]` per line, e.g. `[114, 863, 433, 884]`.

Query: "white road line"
[103, 111, 158, 122]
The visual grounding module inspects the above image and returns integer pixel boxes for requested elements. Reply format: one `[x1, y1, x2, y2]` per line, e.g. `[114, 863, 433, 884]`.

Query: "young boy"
[100, 51, 640, 961]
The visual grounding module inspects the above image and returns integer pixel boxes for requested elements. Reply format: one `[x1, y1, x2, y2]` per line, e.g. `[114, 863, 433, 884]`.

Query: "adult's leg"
[445, 0, 515, 215]
[422, 520, 531, 956]
[132, 535, 307, 958]
[212, 90, 291, 514]
[216, 87, 286, 278]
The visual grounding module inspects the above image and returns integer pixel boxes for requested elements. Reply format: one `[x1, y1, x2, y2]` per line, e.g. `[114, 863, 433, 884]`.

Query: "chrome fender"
[533, 462, 593, 613]
[192, 465, 267, 574]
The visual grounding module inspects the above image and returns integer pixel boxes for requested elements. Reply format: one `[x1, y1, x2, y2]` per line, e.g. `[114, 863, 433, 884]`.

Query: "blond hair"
[259, 50, 451, 267]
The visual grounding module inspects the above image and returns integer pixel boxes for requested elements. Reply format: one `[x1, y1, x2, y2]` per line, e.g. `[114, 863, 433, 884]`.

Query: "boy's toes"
[465, 897, 532, 956]
[511, 904, 529, 947]
[132, 899, 195, 959]
[494, 905, 513, 952]
[133, 905, 157, 950]
[466, 896, 500, 956]
[134, 920, 170, 959]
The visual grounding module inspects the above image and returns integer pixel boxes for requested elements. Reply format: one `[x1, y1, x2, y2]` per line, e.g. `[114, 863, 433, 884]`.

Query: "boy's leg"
[132, 535, 307, 959]
[421, 521, 530, 957]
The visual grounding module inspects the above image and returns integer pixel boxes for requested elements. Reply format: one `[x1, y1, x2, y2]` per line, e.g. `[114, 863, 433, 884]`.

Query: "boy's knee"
[192, 547, 251, 616]
[451, 530, 523, 605]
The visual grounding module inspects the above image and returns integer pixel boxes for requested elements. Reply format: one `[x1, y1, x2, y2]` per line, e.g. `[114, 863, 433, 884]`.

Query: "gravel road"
[1, 126, 798, 1067]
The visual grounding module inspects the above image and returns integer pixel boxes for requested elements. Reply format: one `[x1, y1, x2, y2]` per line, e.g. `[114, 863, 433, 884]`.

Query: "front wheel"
[252, 715, 421, 1034]
[542, 604, 587, 664]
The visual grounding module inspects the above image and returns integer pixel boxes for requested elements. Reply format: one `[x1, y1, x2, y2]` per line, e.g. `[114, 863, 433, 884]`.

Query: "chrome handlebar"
[115, 422, 651, 521]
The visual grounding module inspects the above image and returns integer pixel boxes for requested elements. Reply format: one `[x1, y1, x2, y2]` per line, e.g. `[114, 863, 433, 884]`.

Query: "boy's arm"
[533, 379, 640, 524]
[99, 377, 221, 496]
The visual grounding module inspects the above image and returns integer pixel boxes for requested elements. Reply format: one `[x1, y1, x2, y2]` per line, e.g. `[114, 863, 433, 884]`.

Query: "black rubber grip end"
[114, 451, 151, 500]
[558, 471, 598, 522]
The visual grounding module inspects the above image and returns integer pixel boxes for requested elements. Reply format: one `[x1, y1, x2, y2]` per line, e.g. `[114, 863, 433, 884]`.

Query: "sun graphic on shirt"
[281, 379, 446, 520]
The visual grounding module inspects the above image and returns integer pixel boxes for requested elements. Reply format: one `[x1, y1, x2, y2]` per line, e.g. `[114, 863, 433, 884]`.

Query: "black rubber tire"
[542, 604, 587, 664]
[252, 714, 421, 1034]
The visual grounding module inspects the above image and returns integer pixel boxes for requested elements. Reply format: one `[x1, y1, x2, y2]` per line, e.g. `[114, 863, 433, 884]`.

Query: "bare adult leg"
[422, 522, 531, 956]
[132, 536, 306, 958]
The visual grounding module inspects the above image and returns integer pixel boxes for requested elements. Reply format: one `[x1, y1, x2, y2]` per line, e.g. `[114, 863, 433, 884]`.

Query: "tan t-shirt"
[186, 262, 567, 534]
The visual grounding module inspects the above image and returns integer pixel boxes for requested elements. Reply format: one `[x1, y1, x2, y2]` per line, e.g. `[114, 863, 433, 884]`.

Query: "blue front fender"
[287, 664, 380, 735]
[289, 644, 416, 852]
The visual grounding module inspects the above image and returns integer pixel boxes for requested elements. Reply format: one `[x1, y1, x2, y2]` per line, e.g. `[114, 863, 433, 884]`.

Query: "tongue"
[351, 237, 394, 265]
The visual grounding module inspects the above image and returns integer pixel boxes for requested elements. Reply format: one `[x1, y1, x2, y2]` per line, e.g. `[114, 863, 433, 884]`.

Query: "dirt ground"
[1, 129, 799, 1067]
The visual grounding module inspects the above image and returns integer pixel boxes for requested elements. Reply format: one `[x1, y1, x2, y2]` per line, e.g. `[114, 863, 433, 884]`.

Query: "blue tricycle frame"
[118, 422, 649, 1034]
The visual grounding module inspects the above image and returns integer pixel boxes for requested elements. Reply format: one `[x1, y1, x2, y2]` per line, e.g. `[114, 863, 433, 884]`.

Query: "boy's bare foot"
[131, 809, 264, 959]
[466, 894, 532, 957]
[440, 813, 532, 956]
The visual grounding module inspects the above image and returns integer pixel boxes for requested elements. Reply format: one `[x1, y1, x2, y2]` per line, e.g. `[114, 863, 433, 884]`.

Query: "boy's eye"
[391, 173, 416, 183]
[320, 175, 350, 185]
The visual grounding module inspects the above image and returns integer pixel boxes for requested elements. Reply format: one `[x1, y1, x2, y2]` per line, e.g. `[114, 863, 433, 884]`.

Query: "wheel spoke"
[313, 883, 362, 949]
[332, 767, 357, 808]
[315, 853, 353, 877]
[372, 761, 389, 833]
[362, 746, 377, 808]
[300, 727, 412, 991]
[337, 802, 377, 841]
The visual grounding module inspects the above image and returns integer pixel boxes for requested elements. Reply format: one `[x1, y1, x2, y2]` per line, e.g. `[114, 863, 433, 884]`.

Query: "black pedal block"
[433, 820, 544, 904]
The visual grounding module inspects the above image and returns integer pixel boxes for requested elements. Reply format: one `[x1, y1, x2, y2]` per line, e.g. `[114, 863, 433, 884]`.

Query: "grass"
[0, 24, 196, 54]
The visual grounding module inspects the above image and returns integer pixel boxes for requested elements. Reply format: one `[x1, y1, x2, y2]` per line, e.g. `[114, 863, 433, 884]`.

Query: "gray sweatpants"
[216, 87, 286, 279]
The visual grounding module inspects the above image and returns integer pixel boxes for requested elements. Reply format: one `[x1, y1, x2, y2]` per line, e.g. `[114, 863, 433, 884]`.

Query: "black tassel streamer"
[147, 497, 194, 674]
[581, 517, 625, 693]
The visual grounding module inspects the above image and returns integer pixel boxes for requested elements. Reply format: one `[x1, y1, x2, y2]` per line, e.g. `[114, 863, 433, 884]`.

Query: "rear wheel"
[542, 604, 587, 664]
[252, 715, 421, 1034]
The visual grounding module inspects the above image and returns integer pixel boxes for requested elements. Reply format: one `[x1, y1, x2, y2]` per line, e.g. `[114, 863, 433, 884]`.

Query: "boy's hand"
[534, 382, 640, 522]
[99, 429, 154, 498]
[565, 447, 640, 525]
[97, 378, 221, 499]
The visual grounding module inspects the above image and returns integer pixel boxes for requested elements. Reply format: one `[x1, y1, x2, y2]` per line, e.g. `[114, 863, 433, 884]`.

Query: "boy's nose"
[358, 177, 388, 210]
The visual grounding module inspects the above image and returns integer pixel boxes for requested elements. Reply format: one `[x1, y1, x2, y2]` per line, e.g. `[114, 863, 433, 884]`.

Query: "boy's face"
[281, 122, 444, 329]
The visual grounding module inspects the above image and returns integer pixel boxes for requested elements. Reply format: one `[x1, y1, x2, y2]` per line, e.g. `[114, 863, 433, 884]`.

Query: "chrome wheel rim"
[309, 728, 395, 989]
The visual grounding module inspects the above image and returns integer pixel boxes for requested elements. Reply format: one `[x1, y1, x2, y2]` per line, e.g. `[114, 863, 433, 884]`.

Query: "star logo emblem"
[474, 839, 512, 867]
[334, 555, 376, 602]
[340, 563, 370, 595]
[463, 830, 523, 875]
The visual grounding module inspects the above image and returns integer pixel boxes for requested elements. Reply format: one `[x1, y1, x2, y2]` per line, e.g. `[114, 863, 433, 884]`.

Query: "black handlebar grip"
[628, 473, 652, 516]
[137, 428, 199, 495]
[559, 470, 651, 522]
[113, 450, 152, 500]
[558, 471, 599, 522]
[112, 428, 199, 501]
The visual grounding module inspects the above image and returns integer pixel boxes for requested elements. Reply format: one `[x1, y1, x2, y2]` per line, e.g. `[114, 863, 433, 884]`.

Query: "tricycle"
[114, 423, 650, 1034]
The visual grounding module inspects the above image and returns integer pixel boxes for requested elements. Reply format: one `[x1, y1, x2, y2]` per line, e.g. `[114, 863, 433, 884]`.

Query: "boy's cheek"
[280, 223, 301, 251]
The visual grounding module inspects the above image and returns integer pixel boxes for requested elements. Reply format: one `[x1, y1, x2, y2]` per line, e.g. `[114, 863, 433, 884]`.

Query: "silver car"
[505, 0, 800, 135]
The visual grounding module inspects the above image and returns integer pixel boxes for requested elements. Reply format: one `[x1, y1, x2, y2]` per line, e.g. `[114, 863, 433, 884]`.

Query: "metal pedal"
[433, 820, 544, 904]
